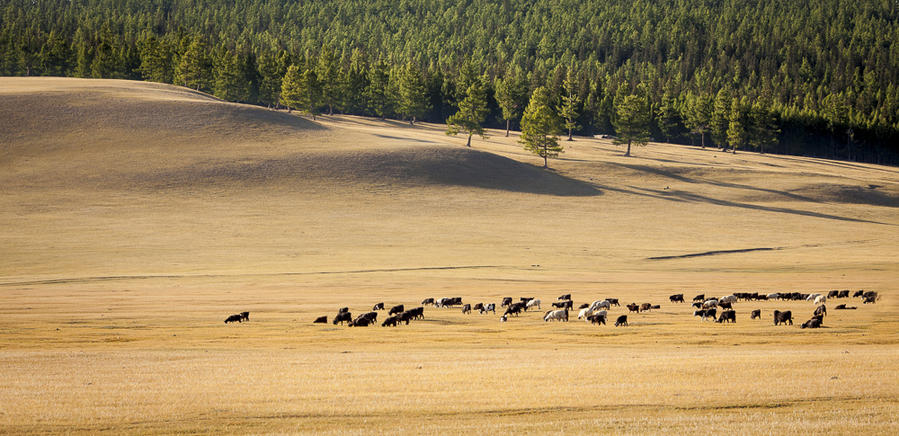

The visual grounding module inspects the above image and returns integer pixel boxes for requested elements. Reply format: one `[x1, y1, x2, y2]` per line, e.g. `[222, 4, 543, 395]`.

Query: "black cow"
[837, 290, 850, 298]
[578, 303, 590, 309]
[338, 307, 349, 314]
[651, 304, 661, 310]
[694, 308, 716, 321]
[421, 298, 435, 306]
[361, 311, 378, 322]
[834, 304, 857, 310]
[639, 303, 652, 312]
[863, 295, 877, 304]
[801, 318, 822, 329]
[461, 304, 472, 314]
[692, 302, 702, 309]
[814, 305, 827, 318]
[408, 306, 424, 319]
[773, 310, 793, 326]
[349, 316, 372, 327]
[669, 294, 685, 303]
[606, 298, 620, 307]
[473, 303, 484, 312]
[627, 303, 640, 313]
[224, 314, 242, 324]
[333, 311, 352, 325]
[852, 290, 865, 298]
[372, 302, 385, 311]
[389, 304, 405, 315]
[504, 303, 524, 317]
[239, 311, 249, 322]
[381, 316, 399, 327]
[718, 301, 732, 310]
[716, 310, 736, 323]
[615, 315, 628, 326]
[313, 316, 327, 324]
[693, 294, 705, 302]
[587, 313, 606, 325]
[501, 297, 513, 307]
[558, 293, 572, 301]
[481, 303, 496, 314]
[827, 290, 840, 299]
[552, 300, 573, 309]
[750, 309, 761, 319]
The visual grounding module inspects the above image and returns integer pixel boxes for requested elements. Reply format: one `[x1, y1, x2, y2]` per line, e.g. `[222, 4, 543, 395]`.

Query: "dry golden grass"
[1, 77, 898, 434]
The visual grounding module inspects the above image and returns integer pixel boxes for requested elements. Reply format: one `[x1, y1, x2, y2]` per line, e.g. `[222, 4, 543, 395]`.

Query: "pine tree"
[520, 86, 563, 168]
[559, 71, 581, 141]
[316, 46, 338, 115]
[683, 93, 712, 148]
[365, 61, 391, 119]
[726, 97, 749, 154]
[446, 79, 489, 147]
[397, 62, 429, 125]
[214, 49, 249, 102]
[612, 94, 651, 157]
[748, 98, 780, 154]
[137, 35, 173, 83]
[711, 88, 731, 149]
[494, 68, 528, 136]
[656, 91, 681, 143]
[280, 64, 303, 112]
[175, 37, 212, 91]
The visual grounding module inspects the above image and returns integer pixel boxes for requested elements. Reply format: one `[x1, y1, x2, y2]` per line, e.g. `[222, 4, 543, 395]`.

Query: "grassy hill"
[1, 78, 897, 434]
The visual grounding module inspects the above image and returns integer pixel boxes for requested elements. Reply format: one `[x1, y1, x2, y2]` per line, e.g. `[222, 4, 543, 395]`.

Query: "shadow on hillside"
[136, 146, 602, 197]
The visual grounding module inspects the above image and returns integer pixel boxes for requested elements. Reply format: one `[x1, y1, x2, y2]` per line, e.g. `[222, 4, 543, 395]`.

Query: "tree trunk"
[701, 132, 705, 149]
[328, 104, 333, 115]
[505, 119, 510, 137]
[466, 133, 472, 147]
[567, 128, 573, 141]
[626, 139, 631, 157]
[410, 116, 415, 126]
[312, 113, 316, 121]
[543, 144, 548, 168]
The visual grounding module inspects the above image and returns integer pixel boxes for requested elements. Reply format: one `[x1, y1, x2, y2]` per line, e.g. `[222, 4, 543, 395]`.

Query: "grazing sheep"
[313, 316, 327, 324]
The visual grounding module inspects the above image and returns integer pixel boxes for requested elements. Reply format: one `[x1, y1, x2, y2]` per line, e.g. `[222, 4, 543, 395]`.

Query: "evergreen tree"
[683, 93, 712, 148]
[316, 46, 339, 115]
[520, 86, 563, 168]
[446, 79, 489, 147]
[257, 52, 284, 107]
[38, 31, 72, 76]
[397, 62, 429, 125]
[559, 71, 581, 141]
[175, 37, 212, 91]
[613, 94, 651, 157]
[711, 88, 731, 149]
[656, 91, 681, 143]
[494, 68, 528, 136]
[726, 97, 749, 154]
[748, 98, 780, 154]
[365, 61, 391, 119]
[137, 35, 173, 83]
[280, 64, 303, 112]
[214, 49, 250, 102]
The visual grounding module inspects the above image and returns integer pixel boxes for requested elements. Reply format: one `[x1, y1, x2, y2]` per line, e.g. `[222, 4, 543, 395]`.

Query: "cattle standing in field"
[814, 295, 827, 305]
[526, 299, 542, 311]
[587, 313, 607, 325]
[520, 297, 535, 305]
[410, 307, 425, 319]
[501, 297, 513, 307]
[615, 315, 628, 326]
[558, 293, 571, 301]
[606, 298, 620, 307]
[702, 299, 718, 309]
[389, 304, 405, 315]
[224, 314, 242, 324]
[694, 308, 716, 321]
[639, 303, 652, 312]
[360, 312, 378, 323]
[718, 301, 732, 310]
[349, 316, 373, 327]
[372, 302, 385, 311]
[578, 307, 594, 320]
[750, 309, 761, 320]
[504, 303, 524, 317]
[381, 316, 399, 327]
[692, 302, 702, 309]
[543, 309, 569, 322]
[693, 294, 705, 302]
[716, 310, 736, 323]
[852, 290, 865, 298]
[461, 304, 472, 314]
[333, 311, 352, 325]
[651, 304, 660, 310]
[863, 295, 877, 304]
[421, 298, 435, 306]
[313, 316, 328, 324]
[827, 290, 839, 299]
[238, 312, 249, 322]
[719, 295, 737, 305]
[837, 290, 850, 298]
[670, 294, 685, 303]
[473, 303, 484, 312]
[590, 300, 611, 311]
[338, 307, 349, 314]
[814, 305, 827, 318]
[627, 303, 640, 313]
[481, 303, 496, 314]
[773, 310, 793, 326]
[552, 300, 573, 309]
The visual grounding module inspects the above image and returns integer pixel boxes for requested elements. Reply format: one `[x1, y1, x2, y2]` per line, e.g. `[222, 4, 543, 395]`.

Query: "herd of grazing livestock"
[224, 289, 880, 329]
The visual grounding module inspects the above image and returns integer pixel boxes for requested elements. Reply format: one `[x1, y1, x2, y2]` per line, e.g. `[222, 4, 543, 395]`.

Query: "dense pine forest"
[2, 0, 897, 164]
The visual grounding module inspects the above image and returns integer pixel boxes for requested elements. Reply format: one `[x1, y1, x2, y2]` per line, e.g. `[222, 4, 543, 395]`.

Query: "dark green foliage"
[447, 79, 488, 147]
[397, 63, 430, 125]
[613, 94, 651, 157]
[2, 0, 898, 163]
[494, 67, 529, 137]
[520, 86, 563, 168]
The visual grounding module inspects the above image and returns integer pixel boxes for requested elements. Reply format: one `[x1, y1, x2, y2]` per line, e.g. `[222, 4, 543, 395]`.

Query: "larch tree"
[519, 86, 563, 168]
[494, 68, 528, 136]
[397, 62, 429, 125]
[749, 97, 780, 154]
[710, 88, 732, 150]
[315, 46, 338, 115]
[213, 49, 249, 102]
[726, 97, 749, 154]
[280, 64, 322, 119]
[446, 79, 488, 147]
[683, 92, 712, 148]
[175, 36, 212, 91]
[612, 93, 651, 157]
[559, 71, 580, 141]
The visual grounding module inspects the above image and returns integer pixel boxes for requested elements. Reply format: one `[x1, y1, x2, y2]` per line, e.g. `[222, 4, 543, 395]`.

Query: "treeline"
[2, 0, 898, 164]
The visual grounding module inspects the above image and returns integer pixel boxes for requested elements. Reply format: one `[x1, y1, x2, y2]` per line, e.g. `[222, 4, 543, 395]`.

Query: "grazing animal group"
[224, 311, 249, 324]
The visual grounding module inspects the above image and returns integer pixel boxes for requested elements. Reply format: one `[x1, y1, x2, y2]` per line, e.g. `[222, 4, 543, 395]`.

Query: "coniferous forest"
[2, 0, 897, 164]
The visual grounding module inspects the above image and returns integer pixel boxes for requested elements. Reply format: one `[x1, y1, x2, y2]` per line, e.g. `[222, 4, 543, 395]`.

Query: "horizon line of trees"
[2, 0, 897, 165]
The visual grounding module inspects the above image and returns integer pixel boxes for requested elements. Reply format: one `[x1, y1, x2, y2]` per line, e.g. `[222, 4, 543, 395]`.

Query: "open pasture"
[1, 78, 898, 434]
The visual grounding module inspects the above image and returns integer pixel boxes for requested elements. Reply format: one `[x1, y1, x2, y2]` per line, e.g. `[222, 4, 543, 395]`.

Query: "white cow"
[806, 293, 822, 302]
[703, 299, 718, 308]
[590, 300, 611, 311]
[578, 307, 594, 320]
[543, 309, 569, 322]
[526, 299, 541, 310]
[814, 295, 827, 305]
[719, 295, 737, 304]
[767, 293, 780, 300]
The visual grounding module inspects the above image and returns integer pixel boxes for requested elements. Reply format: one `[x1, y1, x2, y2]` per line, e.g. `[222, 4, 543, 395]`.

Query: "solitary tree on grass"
[519, 86, 563, 168]
[612, 94, 651, 157]
[446, 80, 488, 147]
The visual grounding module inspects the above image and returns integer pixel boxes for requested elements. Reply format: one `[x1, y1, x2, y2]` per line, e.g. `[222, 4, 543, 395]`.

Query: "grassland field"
[0, 78, 897, 434]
